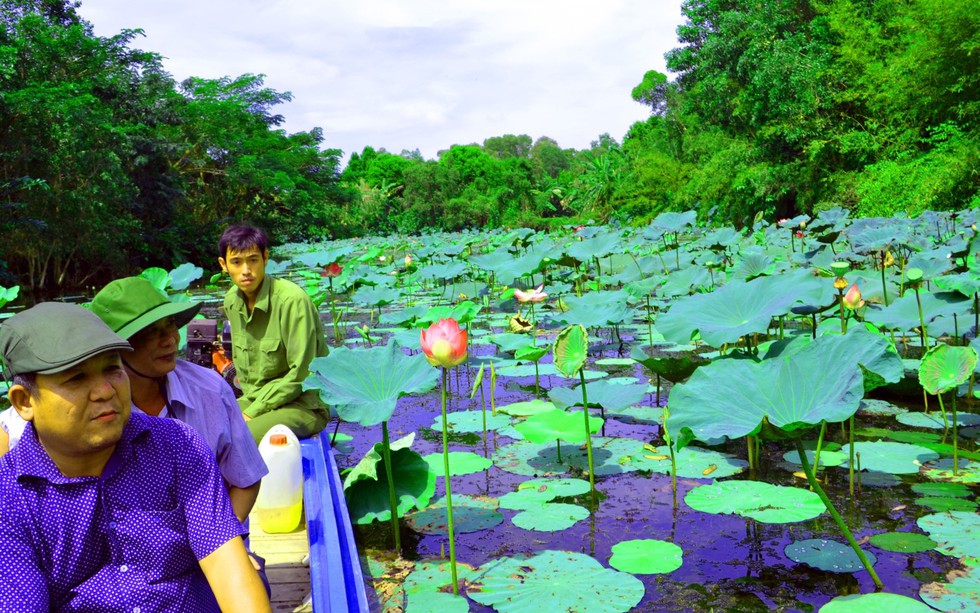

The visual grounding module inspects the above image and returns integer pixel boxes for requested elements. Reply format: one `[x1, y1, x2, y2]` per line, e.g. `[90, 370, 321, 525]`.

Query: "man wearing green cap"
[0, 302, 270, 611]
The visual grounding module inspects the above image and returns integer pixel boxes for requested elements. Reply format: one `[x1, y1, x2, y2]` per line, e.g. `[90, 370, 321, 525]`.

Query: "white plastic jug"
[255, 425, 304, 533]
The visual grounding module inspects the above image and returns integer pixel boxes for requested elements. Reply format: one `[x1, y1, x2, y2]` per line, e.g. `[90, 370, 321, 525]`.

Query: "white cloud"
[78, 0, 685, 161]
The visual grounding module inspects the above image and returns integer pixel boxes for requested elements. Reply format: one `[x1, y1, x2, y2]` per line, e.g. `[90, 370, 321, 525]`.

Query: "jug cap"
[270, 433, 288, 445]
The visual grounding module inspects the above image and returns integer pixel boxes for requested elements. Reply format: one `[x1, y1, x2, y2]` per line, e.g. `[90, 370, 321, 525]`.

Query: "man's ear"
[8, 385, 35, 422]
[262, 249, 270, 262]
[218, 257, 228, 273]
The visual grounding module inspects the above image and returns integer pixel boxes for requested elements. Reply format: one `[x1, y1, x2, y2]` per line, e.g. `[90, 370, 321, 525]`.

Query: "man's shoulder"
[269, 276, 316, 308]
[172, 359, 226, 390]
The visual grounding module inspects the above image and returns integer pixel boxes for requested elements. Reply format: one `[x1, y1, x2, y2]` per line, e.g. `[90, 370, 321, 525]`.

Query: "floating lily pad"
[781, 449, 847, 468]
[609, 539, 683, 575]
[868, 532, 937, 553]
[685, 480, 824, 524]
[785, 539, 877, 573]
[916, 496, 978, 512]
[511, 502, 590, 532]
[896, 411, 980, 429]
[402, 560, 476, 613]
[421, 451, 493, 477]
[492, 436, 655, 477]
[514, 409, 603, 445]
[643, 446, 749, 479]
[858, 399, 906, 416]
[840, 441, 940, 474]
[920, 563, 980, 612]
[405, 592, 469, 613]
[549, 379, 649, 411]
[429, 409, 513, 433]
[917, 511, 980, 560]
[858, 471, 903, 488]
[497, 399, 559, 417]
[911, 482, 973, 498]
[608, 406, 665, 425]
[595, 358, 636, 367]
[498, 478, 593, 510]
[819, 593, 934, 612]
[469, 550, 645, 613]
[405, 494, 504, 535]
[921, 458, 980, 484]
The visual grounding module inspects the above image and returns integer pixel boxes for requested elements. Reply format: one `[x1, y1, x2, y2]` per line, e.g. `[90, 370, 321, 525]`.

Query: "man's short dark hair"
[12, 373, 38, 398]
[219, 224, 268, 259]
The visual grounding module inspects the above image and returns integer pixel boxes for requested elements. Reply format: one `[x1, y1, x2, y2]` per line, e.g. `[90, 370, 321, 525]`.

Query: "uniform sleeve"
[214, 378, 268, 488]
[242, 292, 322, 418]
[0, 489, 49, 611]
[173, 423, 247, 559]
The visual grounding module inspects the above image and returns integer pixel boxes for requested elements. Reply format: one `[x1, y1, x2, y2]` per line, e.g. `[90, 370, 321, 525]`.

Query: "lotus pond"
[141, 209, 980, 611]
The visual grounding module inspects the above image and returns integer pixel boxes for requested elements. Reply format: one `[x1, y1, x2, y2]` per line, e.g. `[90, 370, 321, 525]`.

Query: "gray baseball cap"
[0, 302, 132, 377]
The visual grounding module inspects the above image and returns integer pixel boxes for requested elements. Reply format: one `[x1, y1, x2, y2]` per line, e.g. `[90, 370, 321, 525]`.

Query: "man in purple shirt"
[0, 303, 270, 612]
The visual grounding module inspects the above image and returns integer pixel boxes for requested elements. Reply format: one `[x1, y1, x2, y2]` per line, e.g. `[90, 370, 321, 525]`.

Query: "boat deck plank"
[249, 512, 312, 612]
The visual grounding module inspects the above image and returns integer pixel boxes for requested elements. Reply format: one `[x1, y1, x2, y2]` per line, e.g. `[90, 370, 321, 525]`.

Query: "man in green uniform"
[218, 224, 329, 443]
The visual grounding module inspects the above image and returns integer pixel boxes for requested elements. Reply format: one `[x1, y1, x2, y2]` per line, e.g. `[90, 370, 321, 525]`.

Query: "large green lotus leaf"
[514, 409, 603, 444]
[820, 593, 934, 613]
[489, 332, 537, 353]
[493, 437, 654, 477]
[630, 345, 708, 382]
[911, 482, 973, 498]
[404, 591, 468, 613]
[934, 271, 980, 297]
[917, 511, 980, 560]
[641, 446, 749, 479]
[920, 563, 980, 612]
[492, 362, 608, 381]
[343, 435, 437, 525]
[869, 531, 938, 553]
[919, 344, 979, 394]
[498, 478, 592, 510]
[167, 262, 204, 290]
[859, 398, 906, 416]
[515, 345, 549, 362]
[139, 267, 170, 292]
[399, 559, 476, 613]
[650, 210, 698, 233]
[405, 494, 503, 535]
[555, 291, 635, 327]
[916, 496, 978, 512]
[656, 271, 821, 346]
[511, 502, 589, 532]
[352, 285, 401, 307]
[785, 539, 877, 573]
[469, 550, 644, 613]
[496, 399, 558, 417]
[660, 265, 713, 298]
[781, 449, 847, 468]
[553, 325, 588, 377]
[422, 451, 492, 477]
[840, 441, 939, 474]
[306, 342, 439, 427]
[548, 380, 648, 411]
[666, 339, 864, 445]
[921, 458, 980, 484]
[865, 291, 971, 332]
[685, 481, 824, 524]
[609, 539, 683, 575]
[429, 409, 513, 433]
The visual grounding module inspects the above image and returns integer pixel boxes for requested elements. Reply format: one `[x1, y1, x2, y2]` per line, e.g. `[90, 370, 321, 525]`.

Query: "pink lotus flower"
[514, 284, 548, 303]
[843, 283, 865, 310]
[322, 262, 343, 278]
[404, 254, 413, 267]
[420, 318, 468, 368]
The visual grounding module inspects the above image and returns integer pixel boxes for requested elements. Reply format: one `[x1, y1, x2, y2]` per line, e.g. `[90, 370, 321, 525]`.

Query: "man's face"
[127, 317, 180, 378]
[220, 245, 268, 299]
[11, 351, 131, 467]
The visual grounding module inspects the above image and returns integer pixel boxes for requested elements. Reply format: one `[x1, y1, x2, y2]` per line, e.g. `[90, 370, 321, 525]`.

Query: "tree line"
[2, 0, 978, 296]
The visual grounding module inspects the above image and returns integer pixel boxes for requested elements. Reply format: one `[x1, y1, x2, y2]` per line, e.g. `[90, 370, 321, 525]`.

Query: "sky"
[77, 0, 687, 164]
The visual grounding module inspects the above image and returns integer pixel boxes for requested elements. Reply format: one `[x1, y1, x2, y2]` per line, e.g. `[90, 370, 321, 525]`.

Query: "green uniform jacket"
[224, 276, 328, 418]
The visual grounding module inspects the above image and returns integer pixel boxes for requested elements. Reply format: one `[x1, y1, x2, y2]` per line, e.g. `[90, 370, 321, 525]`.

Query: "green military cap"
[91, 276, 202, 339]
[0, 302, 132, 377]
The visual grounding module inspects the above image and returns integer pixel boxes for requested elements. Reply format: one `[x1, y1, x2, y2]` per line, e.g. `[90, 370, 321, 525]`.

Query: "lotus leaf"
[405, 494, 504, 535]
[548, 380, 648, 411]
[511, 502, 589, 532]
[167, 262, 204, 290]
[819, 593, 933, 613]
[343, 434, 436, 525]
[514, 345, 549, 363]
[667, 334, 865, 445]
[915, 496, 978, 512]
[401, 559, 476, 613]
[650, 210, 697, 233]
[865, 291, 971, 333]
[469, 550, 644, 613]
[660, 265, 713, 298]
[496, 399, 558, 417]
[607, 406, 665, 426]
[514, 409, 603, 444]
[917, 511, 980, 560]
[918, 344, 978, 394]
[490, 333, 538, 353]
[685, 481, 824, 523]
[858, 399, 906, 416]
[429, 410, 513, 433]
[911, 482, 972, 498]
[556, 291, 635, 327]
[643, 445, 748, 479]
[839, 441, 939, 474]
[497, 478, 592, 510]
[421, 451, 492, 477]
[139, 267, 170, 291]
[785, 538, 877, 573]
[553, 325, 588, 377]
[631, 345, 707, 383]
[609, 539, 683, 575]
[781, 449, 846, 468]
[921, 458, 980, 484]
[352, 285, 400, 308]
[869, 531, 937, 553]
[305, 342, 440, 427]
[920, 563, 980, 612]
[493, 437, 657, 477]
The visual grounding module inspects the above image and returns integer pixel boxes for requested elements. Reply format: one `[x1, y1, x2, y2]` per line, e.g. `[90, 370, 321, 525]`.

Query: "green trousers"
[242, 400, 330, 444]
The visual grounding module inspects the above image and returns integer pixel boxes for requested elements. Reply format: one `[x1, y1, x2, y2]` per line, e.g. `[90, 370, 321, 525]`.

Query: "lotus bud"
[404, 254, 413, 267]
[842, 283, 865, 310]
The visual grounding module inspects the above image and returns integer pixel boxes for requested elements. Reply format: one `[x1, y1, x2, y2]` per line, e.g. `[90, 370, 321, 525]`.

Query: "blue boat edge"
[301, 433, 370, 612]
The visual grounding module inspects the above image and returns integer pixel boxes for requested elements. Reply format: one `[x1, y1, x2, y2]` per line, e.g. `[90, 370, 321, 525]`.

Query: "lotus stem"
[440, 369, 460, 594]
[480, 379, 488, 450]
[937, 392, 950, 445]
[848, 415, 855, 497]
[489, 361, 498, 417]
[380, 421, 401, 555]
[913, 286, 928, 349]
[951, 392, 959, 477]
[645, 296, 654, 351]
[796, 440, 883, 589]
[813, 420, 827, 477]
[856, 451, 862, 491]
[556, 439, 563, 463]
[578, 369, 597, 504]
[880, 251, 889, 307]
[663, 406, 677, 493]
[838, 289, 847, 335]
[747, 434, 755, 471]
